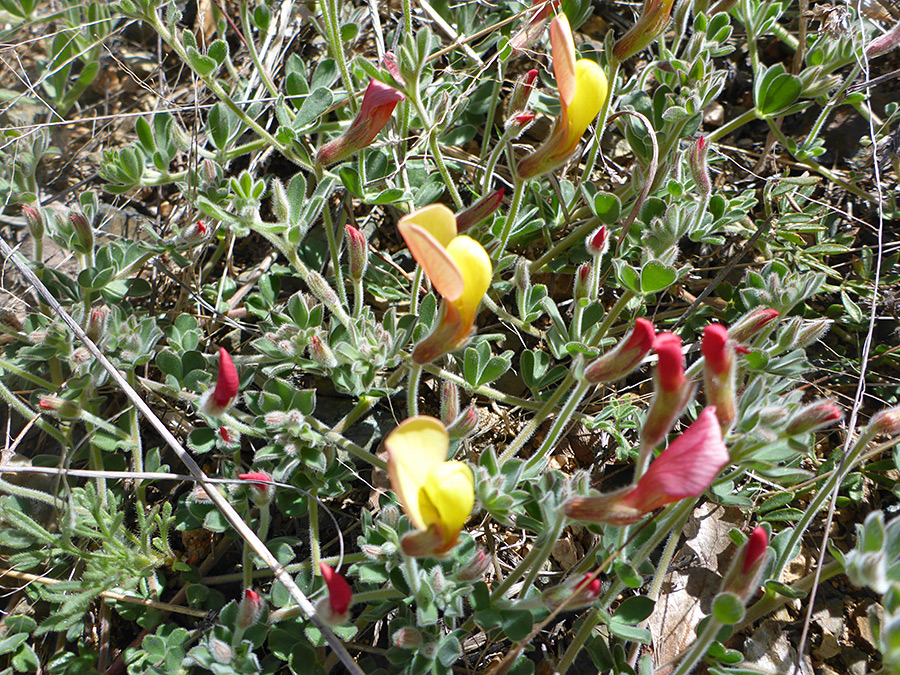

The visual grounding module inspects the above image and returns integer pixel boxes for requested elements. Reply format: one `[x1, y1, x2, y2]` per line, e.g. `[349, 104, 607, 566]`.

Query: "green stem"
[239, 0, 280, 101]
[407, 363, 422, 417]
[799, 64, 860, 154]
[402, 0, 413, 38]
[740, 559, 842, 628]
[242, 539, 254, 589]
[352, 277, 364, 319]
[322, 0, 357, 113]
[518, 514, 567, 597]
[309, 494, 321, 579]
[669, 613, 723, 675]
[495, 177, 525, 261]
[402, 551, 421, 596]
[127, 370, 145, 504]
[428, 133, 463, 209]
[576, 57, 620, 204]
[706, 107, 759, 143]
[322, 199, 349, 308]
[498, 372, 574, 464]
[529, 216, 600, 272]
[522, 380, 590, 475]
[409, 266, 423, 316]
[480, 61, 505, 160]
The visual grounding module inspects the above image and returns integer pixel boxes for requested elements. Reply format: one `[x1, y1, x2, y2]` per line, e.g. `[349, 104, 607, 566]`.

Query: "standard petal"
[386, 416, 450, 531]
[550, 15, 577, 108]
[398, 222, 464, 302]
[399, 203, 458, 247]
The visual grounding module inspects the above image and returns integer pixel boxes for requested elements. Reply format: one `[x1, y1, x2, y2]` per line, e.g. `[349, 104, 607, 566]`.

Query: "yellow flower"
[385, 416, 475, 556]
[518, 15, 608, 179]
[398, 204, 492, 363]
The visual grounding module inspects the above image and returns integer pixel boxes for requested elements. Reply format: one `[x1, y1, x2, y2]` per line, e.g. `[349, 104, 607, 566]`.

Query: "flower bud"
[542, 573, 602, 610]
[85, 306, 109, 343]
[455, 188, 505, 232]
[38, 395, 80, 419]
[457, 548, 491, 581]
[573, 262, 591, 302]
[177, 220, 210, 245]
[217, 425, 240, 449]
[613, 0, 676, 62]
[867, 19, 900, 58]
[786, 400, 841, 435]
[70, 210, 94, 252]
[869, 406, 900, 437]
[509, 69, 539, 116]
[236, 589, 264, 629]
[640, 333, 695, 452]
[440, 381, 460, 427]
[845, 550, 889, 594]
[392, 627, 423, 648]
[585, 225, 609, 259]
[305, 270, 340, 310]
[795, 318, 831, 349]
[318, 563, 352, 625]
[702, 324, 737, 431]
[689, 135, 711, 197]
[200, 158, 222, 187]
[238, 471, 274, 505]
[515, 257, 531, 294]
[582, 318, 655, 384]
[506, 112, 535, 137]
[510, 1, 561, 52]
[381, 504, 400, 528]
[308, 333, 338, 368]
[722, 527, 769, 601]
[345, 224, 368, 281]
[728, 308, 780, 344]
[204, 348, 239, 417]
[21, 204, 43, 241]
[447, 405, 479, 439]
[209, 637, 232, 664]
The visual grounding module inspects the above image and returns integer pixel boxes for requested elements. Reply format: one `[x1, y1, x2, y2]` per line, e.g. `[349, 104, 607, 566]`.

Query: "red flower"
[582, 318, 655, 384]
[319, 563, 353, 620]
[654, 333, 685, 393]
[701, 324, 730, 376]
[214, 348, 239, 409]
[236, 588, 263, 629]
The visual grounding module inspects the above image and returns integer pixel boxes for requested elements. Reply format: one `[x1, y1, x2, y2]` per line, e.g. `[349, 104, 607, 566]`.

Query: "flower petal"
[385, 416, 450, 531]
[398, 206, 464, 302]
[399, 203, 457, 247]
[445, 235, 492, 322]
[565, 60, 607, 147]
[550, 15, 577, 108]
[420, 460, 474, 538]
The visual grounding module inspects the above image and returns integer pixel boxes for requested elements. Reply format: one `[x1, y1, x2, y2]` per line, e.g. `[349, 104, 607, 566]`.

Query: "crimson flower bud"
[238, 471, 274, 505]
[308, 333, 338, 368]
[457, 548, 491, 581]
[612, 0, 676, 62]
[21, 204, 43, 240]
[70, 210, 94, 252]
[440, 381, 460, 427]
[795, 318, 832, 349]
[574, 262, 591, 302]
[318, 563, 353, 625]
[316, 55, 404, 165]
[456, 188, 505, 232]
[722, 527, 769, 601]
[689, 135, 711, 197]
[201, 348, 239, 417]
[38, 395, 80, 418]
[236, 589, 264, 629]
[392, 627, 423, 648]
[867, 19, 900, 58]
[640, 333, 695, 452]
[509, 69, 539, 116]
[542, 572, 603, 610]
[209, 637, 232, 664]
[869, 406, 900, 437]
[85, 306, 109, 342]
[702, 324, 737, 430]
[345, 225, 368, 281]
[506, 112, 535, 137]
[728, 308, 780, 344]
[786, 400, 842, 435]
[510, 1, 561, 52]
[177, 220, 210, 245]
[448, 405, 479, 439]
[582, 318, 655, 384]
[585, 225, 609, 258]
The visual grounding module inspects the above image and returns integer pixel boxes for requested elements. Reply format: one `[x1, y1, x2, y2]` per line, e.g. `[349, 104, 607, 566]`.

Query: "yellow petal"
[398, 223, 464, 302]
[420, 460, 474, 539]
[565, 60, 607, 148]
[399, 204, 457, 247]
[445, 235, 492, 324]
[385, 416, 450, 531]
[551, 15, 577, 108]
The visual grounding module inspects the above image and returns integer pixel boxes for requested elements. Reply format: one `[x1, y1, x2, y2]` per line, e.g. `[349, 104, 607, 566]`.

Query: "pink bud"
[308, 333, 338, 368]
[178, 220, 210, 245]
[786, 400, 842, 435]
[723, 526, 769, 600]
[319, 563, 353, 621]
[236, 588, 264, 629]
[542, 572, 603, 610]
[566, 408, 728, 524]
[689, 135, 711, 196]
[867, 19, 900, 58]
[448, 405, 480, 439]
[316, 57, 404, 165]
[70, 210, 93, 251]
[654, 333, 685, 394]
[456, 188, 505, 232]
[612, 0, 676, 62]
[509, 69, 539, 115]
[728, 308, 780, 344]
[38, 395, 80, 418]
[209, 637, 232, 664]
[214, 348, 238, 408]
[85, 306, 109, 342]
[582, 318, 656, 384]
[345, 224, 368, 281]
[577, 573, 602, 598]
[742, 527, 768, 576]
[440, 381, 460, 427]
[702, 324, 730, 376]
[392, 627, 423, 648]
[702, 325, 737, 430]
[586, 225, 609, 258]
[457, 548, 491, 581]
[238, 471, 274, 504]
[870, 406, 900, 437]
[21, 204, 43, 239]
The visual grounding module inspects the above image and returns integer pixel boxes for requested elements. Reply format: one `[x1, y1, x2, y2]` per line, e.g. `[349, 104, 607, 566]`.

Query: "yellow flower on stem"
[517, 15, 608, 179]
[385, 416, 475, 556]
[398, 204, 492, 364]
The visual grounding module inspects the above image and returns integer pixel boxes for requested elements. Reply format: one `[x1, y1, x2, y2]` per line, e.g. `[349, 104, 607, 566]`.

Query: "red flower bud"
[574, 262, 592, 301]
[728, 308, 780, 344]
[21, 204, 43, 240]
[455, 188, 505, 232]
[238, 471, 274, 504]
[345, 224, 368, 281]
[870, 406, 900, 437]
[702, 324, 730, 376]
[786, 400, 842, 435]
[867, 18, 900, 58]
[200, 348, 239, 417]
[586, 225, 609, 258]
[689, 135, 711, 196]
[236, 588, 264, 629]
[722, 526, 769, 601]
[509, 69, 539, 116]
[612, 0, 676, 62]
[319, 563, 353, 623]
[654, 333, 685, 394]
[582, 318, 655, 384]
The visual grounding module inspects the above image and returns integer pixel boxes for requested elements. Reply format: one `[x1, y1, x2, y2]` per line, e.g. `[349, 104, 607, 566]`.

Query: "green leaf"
[613, 596, 655, 625]
[712, 592, 745, 625]
[294, 87, 333, 129]
[501, 610, 533, 641]
[592, 192, 622, 224]
[640, 261, 677, 294]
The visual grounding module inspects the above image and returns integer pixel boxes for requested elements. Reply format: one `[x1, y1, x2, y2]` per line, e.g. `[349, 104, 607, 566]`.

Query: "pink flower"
[319, 563, 353, 623]
[238, 471, 274, 504]
[582, 318, 655, 384]
[566, 408, 729, 525]
[722, 526, 769, 600]
[728, 308, 780, 344]
[316, 55, 405, 165]
[702, 325, 737, 430]
[201, 348, 239, 417]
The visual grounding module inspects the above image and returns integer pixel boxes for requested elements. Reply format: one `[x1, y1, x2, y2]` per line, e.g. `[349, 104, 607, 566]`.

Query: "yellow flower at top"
[398, 204, 492, 363]
[385, 416, 475, 556]
[517, 14, 608, 179]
